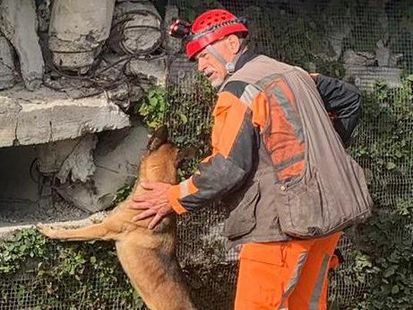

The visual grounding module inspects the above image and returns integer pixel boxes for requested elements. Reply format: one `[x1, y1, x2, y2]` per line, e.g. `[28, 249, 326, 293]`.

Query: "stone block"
[56, 121, 149, 212]
[0, 0, 44, 90]
[0, 35, 16, 90]
[48, 0, 116, 73]
[0, 85, 130, 148]
[125, 56, 167, 86]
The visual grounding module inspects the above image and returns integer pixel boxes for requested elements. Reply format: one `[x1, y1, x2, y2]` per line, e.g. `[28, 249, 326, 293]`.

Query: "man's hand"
[130, 182, 173, 229]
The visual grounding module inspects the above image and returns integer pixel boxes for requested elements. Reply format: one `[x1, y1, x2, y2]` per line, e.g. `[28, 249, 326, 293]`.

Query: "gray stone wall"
[0, 0, 180, 231]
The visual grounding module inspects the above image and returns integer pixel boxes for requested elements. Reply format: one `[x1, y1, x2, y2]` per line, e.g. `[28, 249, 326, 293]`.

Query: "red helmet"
[185, 9, 248, 60]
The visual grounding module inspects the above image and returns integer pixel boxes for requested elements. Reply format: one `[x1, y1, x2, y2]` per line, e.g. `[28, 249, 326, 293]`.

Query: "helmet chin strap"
[205, 40, 248, 75]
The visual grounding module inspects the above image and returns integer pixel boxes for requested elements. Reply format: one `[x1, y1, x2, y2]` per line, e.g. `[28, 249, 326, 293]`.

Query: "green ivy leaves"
[136, 87, 170, 130]
[0, 229, 146, 309]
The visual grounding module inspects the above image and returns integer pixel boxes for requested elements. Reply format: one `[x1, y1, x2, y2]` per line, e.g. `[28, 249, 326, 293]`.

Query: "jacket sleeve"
[313, 74, 362, 147]
[167, 89, 259, 214]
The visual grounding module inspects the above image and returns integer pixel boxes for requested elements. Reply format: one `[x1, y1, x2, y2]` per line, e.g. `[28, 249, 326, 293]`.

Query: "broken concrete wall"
[37, 134, 98, 183]
[0, 35, 16, 90]
[0, 0, 44, 90]
[343, 49, 403, 92]
[0, 85, 130, 147]
[109, 0, 162, 55]
[0, 0, 177, 227]
[56, 121, 149, 213]
[0, 145, 88, 227]
[125, 56, 167, 86]
[0, 121, 148, 225]
[48, 0, 116, 74]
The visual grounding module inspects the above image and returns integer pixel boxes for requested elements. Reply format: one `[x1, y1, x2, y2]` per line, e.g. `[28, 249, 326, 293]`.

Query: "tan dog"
[38, 127, 196, 310]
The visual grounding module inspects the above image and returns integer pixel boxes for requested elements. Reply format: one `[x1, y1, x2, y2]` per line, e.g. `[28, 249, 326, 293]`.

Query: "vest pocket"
[222, 182, 260, 240]
[277, 170, 336, 238]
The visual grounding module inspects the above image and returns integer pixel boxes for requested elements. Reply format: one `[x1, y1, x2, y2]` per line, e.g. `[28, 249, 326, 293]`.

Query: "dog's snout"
[147, 126, 169, 151]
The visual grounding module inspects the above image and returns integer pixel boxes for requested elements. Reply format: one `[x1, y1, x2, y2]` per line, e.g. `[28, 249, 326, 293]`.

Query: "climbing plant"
[135, 86, 170, 130]
[135, 74, 216, 180]
[345, 76, 413, 309]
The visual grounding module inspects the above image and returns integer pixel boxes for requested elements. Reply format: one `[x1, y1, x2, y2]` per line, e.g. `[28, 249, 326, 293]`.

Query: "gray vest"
[221, 56, 373, 248]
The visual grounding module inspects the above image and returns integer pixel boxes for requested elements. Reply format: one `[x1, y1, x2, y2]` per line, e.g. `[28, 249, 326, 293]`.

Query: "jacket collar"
[233, 49, 258, 72]
[218, 49, 258, 92]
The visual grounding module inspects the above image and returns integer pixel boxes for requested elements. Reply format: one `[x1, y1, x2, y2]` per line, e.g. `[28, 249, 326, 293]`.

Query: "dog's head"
[146, 125, 169, 152]
[141, 126, 196, 184]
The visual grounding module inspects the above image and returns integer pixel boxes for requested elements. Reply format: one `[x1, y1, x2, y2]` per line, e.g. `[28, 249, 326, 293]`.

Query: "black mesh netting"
[0, 277, 133, 310]
[1, 0, 412, 309]
[166, 1, 413, 309]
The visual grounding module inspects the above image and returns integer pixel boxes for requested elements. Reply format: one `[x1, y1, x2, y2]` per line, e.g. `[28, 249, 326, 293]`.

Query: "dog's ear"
[147, 125, 168, 151]
[175, 146, 197, 166]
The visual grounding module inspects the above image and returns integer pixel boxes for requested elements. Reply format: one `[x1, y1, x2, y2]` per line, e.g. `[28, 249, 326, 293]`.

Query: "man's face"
[195, 36, 239, 88]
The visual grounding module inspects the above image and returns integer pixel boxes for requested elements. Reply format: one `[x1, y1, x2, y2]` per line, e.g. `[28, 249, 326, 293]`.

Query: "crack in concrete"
[13, 116, 19, 146]
[48, 120, 53, 142]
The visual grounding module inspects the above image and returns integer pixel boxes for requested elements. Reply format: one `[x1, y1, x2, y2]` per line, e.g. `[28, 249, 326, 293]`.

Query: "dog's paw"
[36, 223, 56, 238]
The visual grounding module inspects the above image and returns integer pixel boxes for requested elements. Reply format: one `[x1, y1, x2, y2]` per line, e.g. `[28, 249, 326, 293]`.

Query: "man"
[129, 9, 372, 310]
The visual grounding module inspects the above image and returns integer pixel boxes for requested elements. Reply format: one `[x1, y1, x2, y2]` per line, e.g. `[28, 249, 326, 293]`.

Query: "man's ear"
[175, 146, 198, 167]
[226, 34, 242, 54]
[147, 125, 168, 151]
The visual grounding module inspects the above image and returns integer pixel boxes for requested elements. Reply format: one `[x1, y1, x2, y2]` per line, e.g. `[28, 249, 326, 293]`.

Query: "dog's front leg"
[37, 223, 119, 241]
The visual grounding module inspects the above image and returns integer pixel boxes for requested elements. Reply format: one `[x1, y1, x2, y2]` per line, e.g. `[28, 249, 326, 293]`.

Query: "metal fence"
[166, 0, 413, 309]
[0, 0, 412, 309]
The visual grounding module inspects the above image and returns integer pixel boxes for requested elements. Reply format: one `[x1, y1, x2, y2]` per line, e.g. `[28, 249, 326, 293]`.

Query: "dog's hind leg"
[37, 223, 120, 241]
[115, 239, 196, 310]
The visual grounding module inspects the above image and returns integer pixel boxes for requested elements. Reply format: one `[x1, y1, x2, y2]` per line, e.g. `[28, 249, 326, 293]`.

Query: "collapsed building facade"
[0, 0, 183, 232]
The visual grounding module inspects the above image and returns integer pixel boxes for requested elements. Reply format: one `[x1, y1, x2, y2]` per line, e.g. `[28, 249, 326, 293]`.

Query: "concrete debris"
[42, 76, 104, 99]
[56, 121, 149, 213]
[37, 139, 79, 176]
[376, 40, 391, 67]
[344, 65, 402, 92]
[0, 0, 44, 90]
[0, 84, 130, 148]
[341, 40, 402, 70]
[95, 53, 129, 79]
[109, 0, 162, 55]
[0, 210, 106, 239]
[93, 53, 145, 109]
[0, 145, 89, 229]
[36, 0, 54, 75]
[0, 100, 21, 146]
[0, 195, 88, 233]
[56, 135, 97, 183]
[48, 0, 116, 73]
[0, 35, 16, 90]
[343, 48, 402, 92]
[37, 135, 98, 183]
[375, 39, 403, 67]
[343, 50, 376, 67]
[107, 82, 144, 111]
[125, 56, 167, 86]
[326, 23, 352, 61]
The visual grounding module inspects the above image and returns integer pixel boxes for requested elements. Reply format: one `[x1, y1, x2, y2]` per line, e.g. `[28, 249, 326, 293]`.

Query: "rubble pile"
[0, 0, 181, 226]
[0, 0, 181, 101]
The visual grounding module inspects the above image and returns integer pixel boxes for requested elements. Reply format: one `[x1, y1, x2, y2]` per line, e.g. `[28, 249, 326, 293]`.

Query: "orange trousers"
[234, 232, 341, 310]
